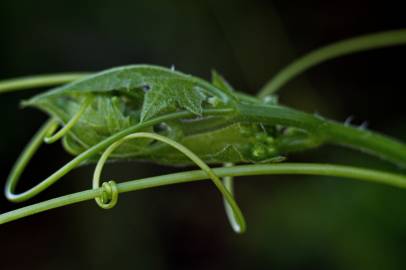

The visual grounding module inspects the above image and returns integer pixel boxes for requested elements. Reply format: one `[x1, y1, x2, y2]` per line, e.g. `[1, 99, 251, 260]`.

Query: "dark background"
[1, 0, 406, 269]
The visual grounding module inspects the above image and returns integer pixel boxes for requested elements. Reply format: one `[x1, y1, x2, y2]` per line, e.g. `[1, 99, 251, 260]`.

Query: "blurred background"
[1, 0, 406, 269]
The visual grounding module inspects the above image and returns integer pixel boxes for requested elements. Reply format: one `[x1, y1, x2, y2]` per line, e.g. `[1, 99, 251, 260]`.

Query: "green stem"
[1, 163, 405, 225]
[323, 121, 406, 167]
[258, 29, 406, 97]
[237, 103, 406, 168]
[0, 73, 90, 94]
[2, 70, 405, 168]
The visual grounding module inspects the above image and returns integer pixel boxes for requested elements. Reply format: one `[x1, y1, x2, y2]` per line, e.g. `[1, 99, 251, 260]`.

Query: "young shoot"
[0, 29, 405, 233]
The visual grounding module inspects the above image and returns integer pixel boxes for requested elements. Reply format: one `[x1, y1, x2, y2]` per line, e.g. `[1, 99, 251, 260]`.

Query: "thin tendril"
[1, 163, 406, 225]
[4, 119, 57, 201]
[44, 97, 93, 144]
[92, 132, 246, 233]
[0, 73, 90, 94]
[258, 28, 406, 97]
[4, 108, 234, 203]
[222, 162, 240, 233]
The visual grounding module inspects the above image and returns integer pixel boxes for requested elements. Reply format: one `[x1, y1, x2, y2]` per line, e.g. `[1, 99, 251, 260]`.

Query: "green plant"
[0, 29, 405, 234]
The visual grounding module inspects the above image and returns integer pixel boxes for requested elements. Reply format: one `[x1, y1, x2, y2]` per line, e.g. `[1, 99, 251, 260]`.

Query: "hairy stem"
[238, 103, 406, 167]
[258, 29, 406, 97]
[1, 163, 406, 225]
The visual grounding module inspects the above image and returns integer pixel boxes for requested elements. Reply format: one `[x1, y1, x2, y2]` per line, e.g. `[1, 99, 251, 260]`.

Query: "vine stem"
[1, 69, 405, 168]
[1, 163, 406, 225]
[238, 103, 406, 167]
[5, 102, 406, 204]
[1, 65, 406, 228]
[258, 29, 406, 97]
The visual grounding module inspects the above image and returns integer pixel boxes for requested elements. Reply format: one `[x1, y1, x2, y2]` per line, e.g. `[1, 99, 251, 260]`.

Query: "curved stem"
[258, 29, 406, 97]
[5, 108, 234, 203]
[0, 73, 90, 94]
[1, 163, 406, 225]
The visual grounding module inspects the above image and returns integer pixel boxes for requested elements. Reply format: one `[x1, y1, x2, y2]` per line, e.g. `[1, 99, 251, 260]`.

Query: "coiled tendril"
[91, 132, 246, 233]
[96, 181, 118, 209]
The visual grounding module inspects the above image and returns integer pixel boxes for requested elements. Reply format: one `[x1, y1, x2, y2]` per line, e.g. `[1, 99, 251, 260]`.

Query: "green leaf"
[140, 82, 207, 121]
[24, 65, 235, 122]
[21, 65, 238, 161]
